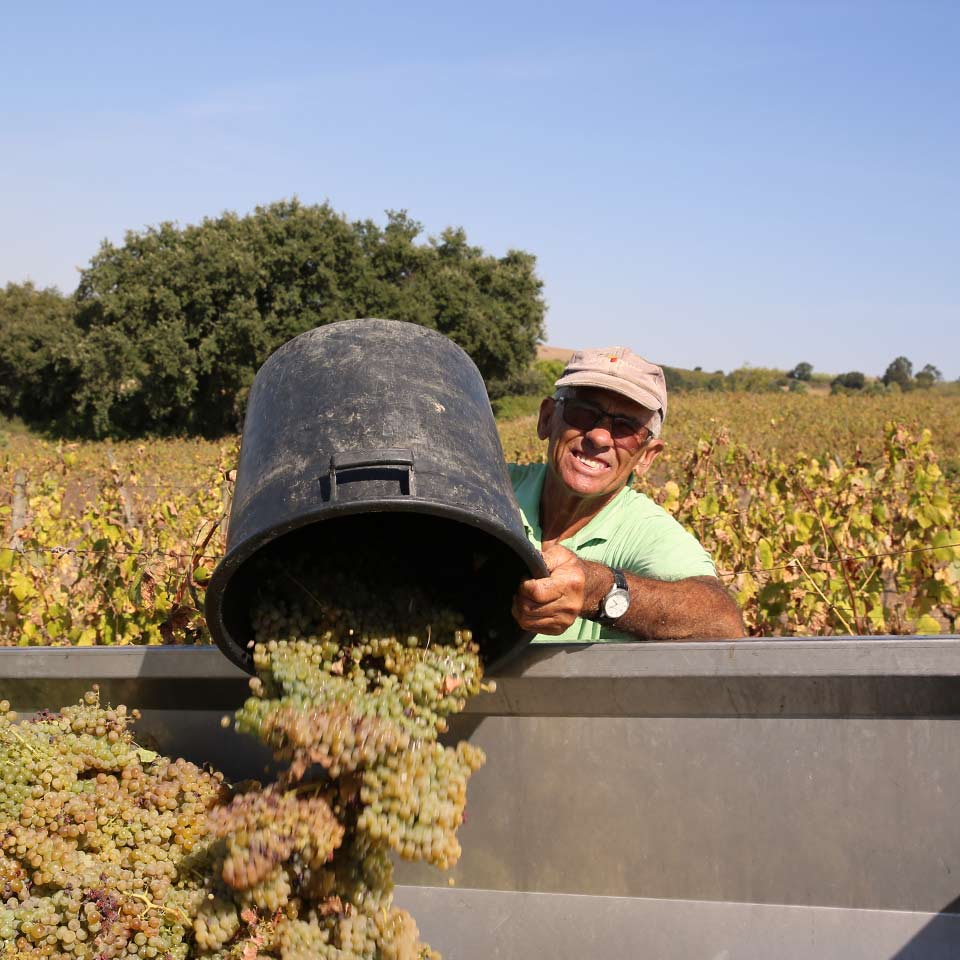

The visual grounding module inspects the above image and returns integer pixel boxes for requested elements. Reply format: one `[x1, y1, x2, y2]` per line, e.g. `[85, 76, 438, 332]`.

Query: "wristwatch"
[596, 568, 630, 625]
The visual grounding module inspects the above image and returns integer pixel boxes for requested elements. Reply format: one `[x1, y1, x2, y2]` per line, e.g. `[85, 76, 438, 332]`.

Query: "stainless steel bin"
[5, 637, 960, 960]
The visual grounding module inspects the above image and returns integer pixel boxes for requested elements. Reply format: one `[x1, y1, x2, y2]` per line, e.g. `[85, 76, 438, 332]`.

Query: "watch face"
[604, 591, 630, 620]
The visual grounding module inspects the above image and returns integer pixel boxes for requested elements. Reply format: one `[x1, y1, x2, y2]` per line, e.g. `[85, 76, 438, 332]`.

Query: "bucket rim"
[204, 498, 547, 674]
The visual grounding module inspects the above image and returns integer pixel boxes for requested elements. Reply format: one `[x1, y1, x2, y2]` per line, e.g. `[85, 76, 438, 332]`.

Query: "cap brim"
[554, 371, 663, 415]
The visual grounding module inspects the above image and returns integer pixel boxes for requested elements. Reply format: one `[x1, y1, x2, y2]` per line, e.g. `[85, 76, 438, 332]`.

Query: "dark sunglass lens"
[561, 400, 646, 448]
[561, 401, 600, 431]
[610, 417, 643, 439]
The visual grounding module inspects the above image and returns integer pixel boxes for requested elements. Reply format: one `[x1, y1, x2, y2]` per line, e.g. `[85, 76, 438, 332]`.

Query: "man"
[509, 346, 745, 641]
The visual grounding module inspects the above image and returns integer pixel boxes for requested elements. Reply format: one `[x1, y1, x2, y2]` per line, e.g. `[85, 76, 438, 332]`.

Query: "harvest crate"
[4, 638, 960, 959]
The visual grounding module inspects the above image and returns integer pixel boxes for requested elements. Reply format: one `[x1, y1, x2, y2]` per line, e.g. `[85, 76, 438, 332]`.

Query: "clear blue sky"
[3, 1, 958, 378]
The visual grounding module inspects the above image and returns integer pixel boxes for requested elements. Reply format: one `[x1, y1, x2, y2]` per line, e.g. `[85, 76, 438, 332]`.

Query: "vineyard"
[2, 392, 959, 645]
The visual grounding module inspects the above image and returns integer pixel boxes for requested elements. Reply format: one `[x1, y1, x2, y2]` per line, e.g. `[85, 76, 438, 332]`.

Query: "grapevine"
[2, 394, 959, 643]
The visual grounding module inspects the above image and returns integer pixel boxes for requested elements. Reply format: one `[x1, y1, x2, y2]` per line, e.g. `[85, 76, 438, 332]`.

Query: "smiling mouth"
[572, 451, 609, 472]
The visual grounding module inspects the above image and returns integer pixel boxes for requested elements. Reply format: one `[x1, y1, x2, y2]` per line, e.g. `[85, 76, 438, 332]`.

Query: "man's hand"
[512, 548, 747, 641]
[512, 544, 609, 635]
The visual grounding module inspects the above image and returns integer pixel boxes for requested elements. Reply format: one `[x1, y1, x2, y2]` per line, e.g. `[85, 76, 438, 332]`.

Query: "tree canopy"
[915, 363, 942, 389]
[881, 356, 914, 390]
[831, 371, 865, 393]
[59, 200, 545, 436]
[879, 357, 945, 392]
[0, 282, 79, 426]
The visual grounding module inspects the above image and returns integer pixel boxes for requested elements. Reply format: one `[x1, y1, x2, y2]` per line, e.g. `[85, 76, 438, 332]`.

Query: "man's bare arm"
[597, 571, 745, 641]
[512, 544, 745, 641]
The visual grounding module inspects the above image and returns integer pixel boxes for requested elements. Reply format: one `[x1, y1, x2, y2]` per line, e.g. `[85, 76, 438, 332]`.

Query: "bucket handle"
[328, 449, 416, 500]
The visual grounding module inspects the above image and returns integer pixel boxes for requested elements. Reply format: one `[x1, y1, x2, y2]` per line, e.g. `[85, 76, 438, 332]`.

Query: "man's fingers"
[517, 576, 564, 605]
[511, 600, 569, 635]
[512, 588, 579, 632]
[512, 553, 586, 634]
[524, 621, 567, 636]
[514, 595, 563, 620]
[513, 609, 569, 635]
[540, 542, 577, 573]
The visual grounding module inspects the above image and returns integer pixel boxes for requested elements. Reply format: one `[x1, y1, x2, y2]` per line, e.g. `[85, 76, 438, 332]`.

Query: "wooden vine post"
[10, 469, 27, 550]
[106, 449, 137, 531]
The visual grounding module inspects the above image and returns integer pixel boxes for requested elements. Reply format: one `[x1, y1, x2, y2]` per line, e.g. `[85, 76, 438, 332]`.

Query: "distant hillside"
[533, 347, 955, 396]
[536, 345, 729, 388]
[536, 344, 574, 363]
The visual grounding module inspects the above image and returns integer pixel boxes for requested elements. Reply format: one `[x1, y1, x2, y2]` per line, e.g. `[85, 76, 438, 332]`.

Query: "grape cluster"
[1, 551, 489, 958]
[207, 785, 345, 891]
[357, 740, 485, 869]
[0, 691, 225, 959]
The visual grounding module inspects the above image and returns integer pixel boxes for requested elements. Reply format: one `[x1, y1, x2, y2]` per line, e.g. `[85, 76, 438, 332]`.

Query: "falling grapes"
[0, 551, 490, 958]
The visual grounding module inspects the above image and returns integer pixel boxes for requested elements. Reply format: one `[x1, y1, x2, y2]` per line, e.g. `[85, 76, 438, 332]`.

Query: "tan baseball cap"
[555, 346, 668, 435]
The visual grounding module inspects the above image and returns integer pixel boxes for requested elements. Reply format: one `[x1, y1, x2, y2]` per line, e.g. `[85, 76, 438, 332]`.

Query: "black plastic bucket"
[205, 318, 547, 673]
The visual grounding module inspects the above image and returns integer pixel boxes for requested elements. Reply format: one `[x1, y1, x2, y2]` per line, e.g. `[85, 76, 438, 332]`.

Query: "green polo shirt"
[508, 462, 717, 642]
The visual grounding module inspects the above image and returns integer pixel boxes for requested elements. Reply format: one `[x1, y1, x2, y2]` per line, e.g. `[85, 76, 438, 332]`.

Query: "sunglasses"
[556, 398, 651, 451]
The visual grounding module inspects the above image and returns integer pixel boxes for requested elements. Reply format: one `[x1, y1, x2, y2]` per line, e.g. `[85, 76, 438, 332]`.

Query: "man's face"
[537, 387, 664, 500]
